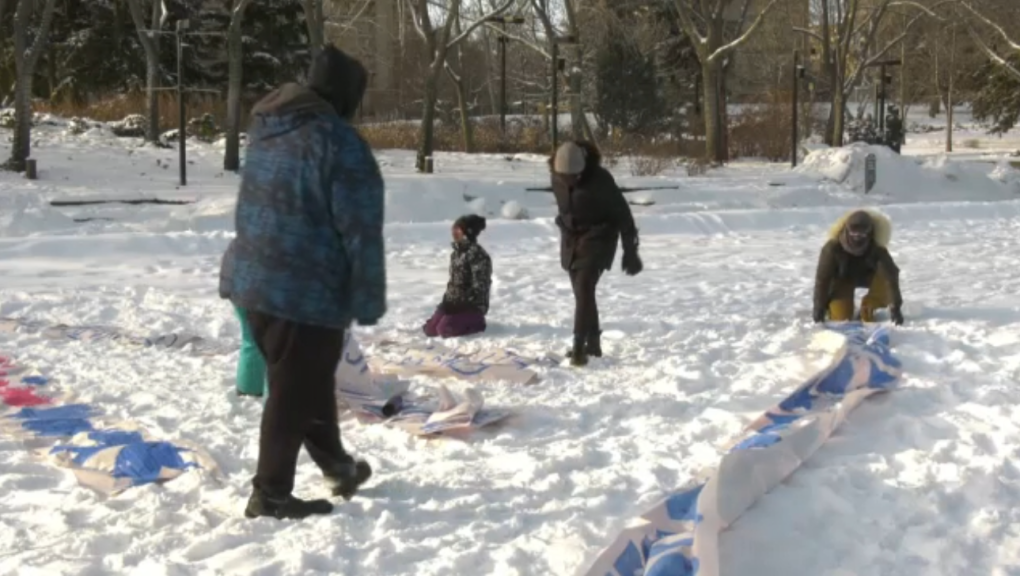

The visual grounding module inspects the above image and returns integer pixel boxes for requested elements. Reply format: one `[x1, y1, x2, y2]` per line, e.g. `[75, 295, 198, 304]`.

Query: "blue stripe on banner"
[3, 357, 213, 492]
[586, 323, 902, 576]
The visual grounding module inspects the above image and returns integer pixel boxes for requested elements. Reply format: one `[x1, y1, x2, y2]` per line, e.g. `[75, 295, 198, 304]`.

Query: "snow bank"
[0, 191, 75, 237]
[796, 143, 1019, 201]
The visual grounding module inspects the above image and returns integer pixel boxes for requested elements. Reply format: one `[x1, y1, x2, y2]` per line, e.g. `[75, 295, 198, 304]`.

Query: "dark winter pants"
[569, 267, 602, 336]
[246, 310, 352, 497]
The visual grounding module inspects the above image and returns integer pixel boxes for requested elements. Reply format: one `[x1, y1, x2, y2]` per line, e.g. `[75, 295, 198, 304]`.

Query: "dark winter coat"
[441, 240, 492, 315]
[813, 210, 903, 317]
[219, 80, 386, 329]
[549, 142, 638, 272]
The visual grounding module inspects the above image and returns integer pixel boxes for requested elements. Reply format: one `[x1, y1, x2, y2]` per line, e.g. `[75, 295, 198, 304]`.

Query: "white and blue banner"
[0, 317, 232, 357]
[334, 333, 512, 437]
[584, 323, 902, 576]
[0, 353, 218, 494]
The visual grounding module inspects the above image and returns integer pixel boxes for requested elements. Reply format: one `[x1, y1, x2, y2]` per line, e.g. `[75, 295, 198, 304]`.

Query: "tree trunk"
[451, 72, 474, 153]
[146, 58, 160, 142]
[830, 89, 846, 147]
[303, 0, 325, 60]
[717, 61, 730, 162]
[701, 61, 722, 163]
[7, 0, 58, 172]
[127, 0, 163, 144]
[416, 73, 440, 171]
[224, 0, 251, 172]
[9, 71, 32, 172]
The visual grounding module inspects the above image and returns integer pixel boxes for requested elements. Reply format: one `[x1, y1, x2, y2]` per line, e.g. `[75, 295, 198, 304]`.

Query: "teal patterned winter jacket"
[221, 83, 386, 329]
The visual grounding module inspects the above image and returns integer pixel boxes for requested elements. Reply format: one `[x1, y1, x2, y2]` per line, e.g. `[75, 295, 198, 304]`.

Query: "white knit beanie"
[553, 142, 586, 175]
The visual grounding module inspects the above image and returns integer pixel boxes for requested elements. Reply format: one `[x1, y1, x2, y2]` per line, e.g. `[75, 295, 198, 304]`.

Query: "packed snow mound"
[796, 143, 1019, 201]
[0, 191, 75, 237]
[500, 200, 529, 220]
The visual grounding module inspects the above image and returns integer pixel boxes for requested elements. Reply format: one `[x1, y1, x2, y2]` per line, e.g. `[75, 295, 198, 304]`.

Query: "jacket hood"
[827, 208, 892, 248]
[248, 83, 336, 140]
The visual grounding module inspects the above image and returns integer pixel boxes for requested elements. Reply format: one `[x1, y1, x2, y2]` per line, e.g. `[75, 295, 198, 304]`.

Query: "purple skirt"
[422, 308, 486, 338]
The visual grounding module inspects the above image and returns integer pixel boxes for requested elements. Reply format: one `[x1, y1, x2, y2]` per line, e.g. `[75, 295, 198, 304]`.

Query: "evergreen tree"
[971, 55, 1020, 135]
[593, 39, 664, 135]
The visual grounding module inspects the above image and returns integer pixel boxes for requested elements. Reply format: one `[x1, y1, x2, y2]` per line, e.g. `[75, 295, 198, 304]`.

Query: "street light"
[484, 15, 526, 136]
[550, 34, 577, 151]
[866, 58, 901, 139]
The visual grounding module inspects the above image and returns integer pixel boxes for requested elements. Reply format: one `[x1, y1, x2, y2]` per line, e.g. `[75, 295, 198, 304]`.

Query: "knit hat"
[839, 210, 873, 256]
[553, 142, 586, 175]
[454, 214, 487, 240]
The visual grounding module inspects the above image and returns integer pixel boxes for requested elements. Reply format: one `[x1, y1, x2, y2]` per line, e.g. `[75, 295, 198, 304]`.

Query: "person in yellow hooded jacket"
[813, 209, 904, 325]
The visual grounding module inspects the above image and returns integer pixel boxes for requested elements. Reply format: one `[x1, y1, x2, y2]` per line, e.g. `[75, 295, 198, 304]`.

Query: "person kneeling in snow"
[423, 215, 492, 338]
[813, 209, 904, 325]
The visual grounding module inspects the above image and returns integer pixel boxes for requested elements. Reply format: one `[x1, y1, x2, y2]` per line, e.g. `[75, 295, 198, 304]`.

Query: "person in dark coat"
[219, 45, 384, 520]
[813, 209, 904, 325]
[550, 141, 643, 366]
[423, 215, 492, 338]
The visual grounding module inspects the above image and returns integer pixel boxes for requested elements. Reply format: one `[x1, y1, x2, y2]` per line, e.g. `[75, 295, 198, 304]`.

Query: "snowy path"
[3, 120, 1020, 574]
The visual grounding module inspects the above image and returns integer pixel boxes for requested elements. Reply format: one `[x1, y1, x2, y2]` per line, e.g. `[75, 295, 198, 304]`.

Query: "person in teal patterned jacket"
[219, 45, 384, 521]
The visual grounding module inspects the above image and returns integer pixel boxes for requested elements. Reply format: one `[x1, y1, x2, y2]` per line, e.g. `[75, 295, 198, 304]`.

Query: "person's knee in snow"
[425, 214, 492, 338]
[812, 209, 904, 326]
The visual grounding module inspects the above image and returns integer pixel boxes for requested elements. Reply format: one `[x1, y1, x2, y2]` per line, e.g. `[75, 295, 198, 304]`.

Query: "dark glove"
[621, 235, 642, 276]
[622, 250, 643, 276]
[889, 306, 904, 326]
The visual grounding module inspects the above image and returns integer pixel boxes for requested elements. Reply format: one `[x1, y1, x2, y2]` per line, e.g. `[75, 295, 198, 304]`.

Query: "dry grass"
[36, 91, 225, 129]
[962, 138, 981, 149]
[357, 116, 554, 155]
[728, 90, 795, 162]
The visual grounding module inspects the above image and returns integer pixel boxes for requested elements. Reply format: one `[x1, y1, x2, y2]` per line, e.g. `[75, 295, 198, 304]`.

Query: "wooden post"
[25, 159, 37, 180]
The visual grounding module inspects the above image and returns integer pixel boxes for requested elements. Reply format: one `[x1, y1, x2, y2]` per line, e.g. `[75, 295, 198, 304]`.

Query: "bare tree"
[224, 0, 255, 172]
[302, 0, 326, 60]
[671, 0, 782, 163]
[932, 22, 959, 152]
[405, 0, 514, 172]
[959, 2, 1020, 81]
[6, 0, 57, 172]
[796, 0, 942, 146]
[126, 0, 163, 144]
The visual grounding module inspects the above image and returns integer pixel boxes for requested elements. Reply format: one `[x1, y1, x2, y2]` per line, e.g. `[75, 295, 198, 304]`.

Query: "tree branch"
[960, 1, 1020, 54]
[708, 0, 782, 62]
[671, 0, 707, 46]
[447, 0, 513, 47]
[792, 26, 825, 43]
[964, 21, 1020, 81]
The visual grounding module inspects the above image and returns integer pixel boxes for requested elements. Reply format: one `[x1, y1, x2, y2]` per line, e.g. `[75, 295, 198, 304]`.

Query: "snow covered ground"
[2, 111, 1020, 575]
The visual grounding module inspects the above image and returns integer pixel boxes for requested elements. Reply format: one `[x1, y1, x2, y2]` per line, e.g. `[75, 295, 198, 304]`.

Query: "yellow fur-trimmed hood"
[827, 208, 892, 248]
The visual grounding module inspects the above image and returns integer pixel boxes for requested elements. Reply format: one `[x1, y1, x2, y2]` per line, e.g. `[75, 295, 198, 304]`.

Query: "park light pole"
[866, 58, 901, 139]
[550, 34, 577, 152]
[484, 15, 525, 136]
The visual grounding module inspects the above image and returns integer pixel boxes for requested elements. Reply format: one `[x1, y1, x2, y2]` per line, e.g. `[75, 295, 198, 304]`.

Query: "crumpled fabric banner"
[0, 317, 232, 357]
[583, 323, 902, 576]
[334, 333, 513, 437]
[0, 354, 218, 494]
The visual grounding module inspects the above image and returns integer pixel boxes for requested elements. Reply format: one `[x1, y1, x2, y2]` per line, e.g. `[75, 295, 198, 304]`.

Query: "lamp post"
[484, 15, 525, 136]
[866, 58, 901, 140]
[550, 34, 577, 152]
